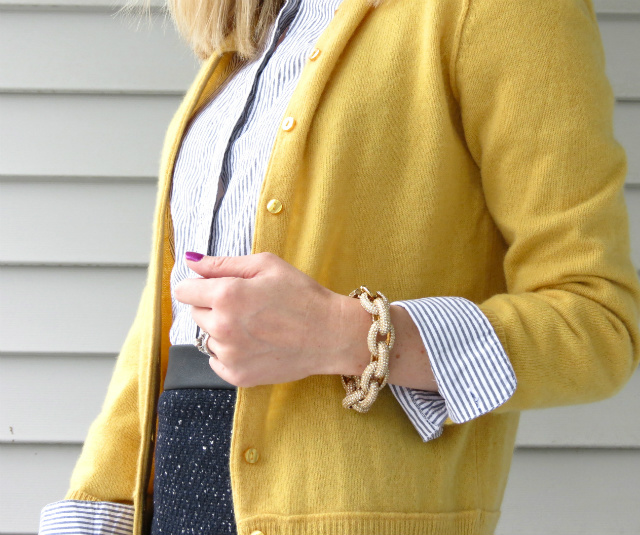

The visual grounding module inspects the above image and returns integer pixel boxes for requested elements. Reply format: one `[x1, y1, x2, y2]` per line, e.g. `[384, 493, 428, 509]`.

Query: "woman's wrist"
[322, 292, 371, 377]
[325, 293, 438, 392]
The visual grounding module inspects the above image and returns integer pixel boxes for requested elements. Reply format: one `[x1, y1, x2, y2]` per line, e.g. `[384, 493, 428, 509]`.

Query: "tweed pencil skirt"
[151, 388, 238, 535]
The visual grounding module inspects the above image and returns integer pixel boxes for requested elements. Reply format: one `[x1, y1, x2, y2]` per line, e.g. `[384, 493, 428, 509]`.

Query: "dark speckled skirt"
[151, 388, 238, 535]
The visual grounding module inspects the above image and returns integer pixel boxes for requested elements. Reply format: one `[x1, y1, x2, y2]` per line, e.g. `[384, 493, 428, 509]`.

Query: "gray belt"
[164, 344, 237, 390]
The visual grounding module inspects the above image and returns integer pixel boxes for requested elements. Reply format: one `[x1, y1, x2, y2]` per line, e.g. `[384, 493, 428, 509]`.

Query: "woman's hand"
[174, 252, 364, 387]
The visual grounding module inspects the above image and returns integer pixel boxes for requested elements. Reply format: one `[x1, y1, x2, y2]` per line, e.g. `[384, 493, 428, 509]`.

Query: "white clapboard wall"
[0, 0, 639, 534]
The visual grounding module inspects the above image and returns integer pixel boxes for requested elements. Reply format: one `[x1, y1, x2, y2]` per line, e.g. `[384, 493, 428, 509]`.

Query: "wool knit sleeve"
[63, 283, 151, 504]
[452, 0, 640, 413]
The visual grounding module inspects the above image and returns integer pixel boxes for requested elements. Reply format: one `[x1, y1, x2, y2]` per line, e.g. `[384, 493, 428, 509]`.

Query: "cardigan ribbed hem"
[64, 490, 135, 508]
[64, 490, 102, 502]
[236, 510, 501, 535]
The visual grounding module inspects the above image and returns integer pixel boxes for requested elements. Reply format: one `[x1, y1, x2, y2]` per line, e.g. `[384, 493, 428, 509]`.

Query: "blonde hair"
[127, 0, 383, 61]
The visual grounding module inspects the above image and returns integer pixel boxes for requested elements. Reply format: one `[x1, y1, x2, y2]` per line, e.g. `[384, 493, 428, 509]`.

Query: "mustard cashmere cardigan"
[66, 0, 640, 534]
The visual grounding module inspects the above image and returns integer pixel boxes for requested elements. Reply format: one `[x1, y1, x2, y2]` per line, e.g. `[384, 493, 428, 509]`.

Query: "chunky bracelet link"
[341, 286, 395, 413]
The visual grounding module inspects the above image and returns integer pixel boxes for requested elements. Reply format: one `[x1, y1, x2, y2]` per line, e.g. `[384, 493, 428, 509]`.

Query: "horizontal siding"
[0, 181, 156, 265]
[0, 10, 198, 93]
[2, 354, 639, 446]
[0, 266, 146, 353]
[617, 101, 640, 185]
[496, 449, 640, 535]
[598, 13, 640, 99]
[2, 444, 639, 534]
[595, 0, 640, 13]
[0, 0, 164, 7]
[0, 354, 117, 443]
[515, 367, 640, 447]
[1, 444, 82, 535]
[628, 186, 640, 270]
[0, 444, 80, 534]
[0, 94, 181, 178]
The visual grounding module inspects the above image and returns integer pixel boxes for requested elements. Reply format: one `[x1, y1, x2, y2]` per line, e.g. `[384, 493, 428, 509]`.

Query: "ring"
[194, 331, 217, 359]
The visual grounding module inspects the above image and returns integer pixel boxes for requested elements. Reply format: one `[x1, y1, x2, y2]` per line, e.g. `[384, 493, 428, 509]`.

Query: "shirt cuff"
[39, 499, 134, 535]
[388, 383, 448, 441]
[390, 296, 517, 429]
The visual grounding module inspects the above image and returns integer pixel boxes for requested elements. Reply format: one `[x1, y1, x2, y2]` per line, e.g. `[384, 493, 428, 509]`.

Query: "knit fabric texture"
[151, 389, 237, 535]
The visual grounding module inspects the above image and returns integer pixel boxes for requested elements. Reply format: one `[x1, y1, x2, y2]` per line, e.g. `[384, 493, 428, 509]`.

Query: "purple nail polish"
[185, 251, 204, 262]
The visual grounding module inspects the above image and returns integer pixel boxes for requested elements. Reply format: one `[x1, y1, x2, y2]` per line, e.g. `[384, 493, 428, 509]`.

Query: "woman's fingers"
[176, 252, 284, 308]
[190, 305, 223, 342]
[173, 277, 212, 307]
[174, 276, 240, 308]
[185, 252, 272, 279]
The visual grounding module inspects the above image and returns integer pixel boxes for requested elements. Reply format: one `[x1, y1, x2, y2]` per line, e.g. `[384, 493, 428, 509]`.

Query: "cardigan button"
[266, 199, 283, 214]
[244, 448, 260, 464]
[281, 116, 296, 131]
[309, 48, 321, 61]
[250, 531, 264, 535]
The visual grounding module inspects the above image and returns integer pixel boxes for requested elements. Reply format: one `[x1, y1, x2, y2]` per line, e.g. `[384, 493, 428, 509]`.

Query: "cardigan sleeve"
[63, 283, 151, 504]
[452, 0, 640, 414]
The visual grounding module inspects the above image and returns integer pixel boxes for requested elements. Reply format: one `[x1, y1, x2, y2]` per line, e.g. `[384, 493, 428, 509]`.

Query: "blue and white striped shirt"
[40, 0, 515, 531]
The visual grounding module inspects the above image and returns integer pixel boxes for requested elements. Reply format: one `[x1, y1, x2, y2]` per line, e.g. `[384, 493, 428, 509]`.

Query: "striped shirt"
[39, 0, 515, 531]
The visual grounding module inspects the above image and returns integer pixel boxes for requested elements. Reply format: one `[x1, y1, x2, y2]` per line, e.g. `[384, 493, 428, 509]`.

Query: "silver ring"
[194, 331, 217, 359]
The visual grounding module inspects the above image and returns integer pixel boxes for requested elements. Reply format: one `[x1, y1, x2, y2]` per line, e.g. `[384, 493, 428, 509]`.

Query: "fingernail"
[185, 251, 204, 262]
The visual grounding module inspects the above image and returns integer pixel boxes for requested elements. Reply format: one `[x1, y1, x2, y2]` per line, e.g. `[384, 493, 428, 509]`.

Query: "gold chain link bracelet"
[341, 286, 396, 413]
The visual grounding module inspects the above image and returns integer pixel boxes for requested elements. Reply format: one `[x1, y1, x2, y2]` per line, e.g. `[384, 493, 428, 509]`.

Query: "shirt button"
[309, 48, 321, 61]
[244, 448, 260, 464]
[266, 199, 283, 214]
[281, 116, 296, 131]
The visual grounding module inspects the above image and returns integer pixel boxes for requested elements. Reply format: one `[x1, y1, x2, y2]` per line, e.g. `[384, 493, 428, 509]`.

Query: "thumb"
[184, 252, 263, 279]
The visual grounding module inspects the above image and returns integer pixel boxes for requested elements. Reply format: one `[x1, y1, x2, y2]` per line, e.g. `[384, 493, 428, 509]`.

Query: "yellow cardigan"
[66, 0, 640, 533]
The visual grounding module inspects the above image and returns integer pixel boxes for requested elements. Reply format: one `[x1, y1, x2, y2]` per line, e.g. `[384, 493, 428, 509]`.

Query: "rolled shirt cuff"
[39, 499, 134, 535]
[389, 296, 517, 435]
